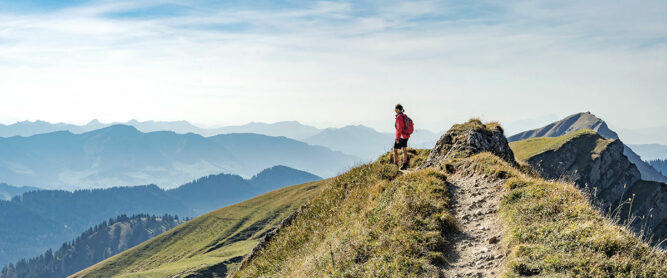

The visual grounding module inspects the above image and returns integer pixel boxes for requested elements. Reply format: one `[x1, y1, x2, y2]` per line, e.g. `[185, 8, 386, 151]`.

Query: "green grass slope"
[508, 129, 606, 161]
[234, 149, 455, 277]
[70, 180, 325, 278]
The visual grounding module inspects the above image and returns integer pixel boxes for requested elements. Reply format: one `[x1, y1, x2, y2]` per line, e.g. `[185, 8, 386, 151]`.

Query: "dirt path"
[441, 174, 506, 278]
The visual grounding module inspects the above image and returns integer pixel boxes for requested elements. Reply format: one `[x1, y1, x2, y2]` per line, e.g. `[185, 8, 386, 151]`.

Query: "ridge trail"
[441, 173, 506, 278]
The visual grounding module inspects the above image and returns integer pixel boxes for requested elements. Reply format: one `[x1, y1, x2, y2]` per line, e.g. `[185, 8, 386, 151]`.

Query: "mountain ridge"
[510, 129, 667, 246]
[0, 183, 39, 201]
[508, 112, 667, 183]
[0, 125, 354, 189]
[0, 165, 320, 267]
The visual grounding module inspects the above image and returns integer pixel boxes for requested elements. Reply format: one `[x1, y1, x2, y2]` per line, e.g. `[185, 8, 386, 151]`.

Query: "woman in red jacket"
[394, 104, 410, 170]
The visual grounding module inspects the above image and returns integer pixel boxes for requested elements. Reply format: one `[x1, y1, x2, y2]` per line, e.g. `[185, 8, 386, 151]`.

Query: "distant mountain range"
[0, 125, 349, 189]
[0, 119, 323, 139]
[0, 183, 39, 201]
[303, 125, 441, 160]
[0, 214, 184, 278]
[627, 144, 667, 161]
[0, 119, 442, 160]
[508, 112, 667, 183]
[0, 165, 320, 267]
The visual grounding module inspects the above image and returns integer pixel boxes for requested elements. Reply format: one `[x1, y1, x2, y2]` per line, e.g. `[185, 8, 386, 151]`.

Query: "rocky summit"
[421, 119, 516, 168]
[508, 112, 667, 183]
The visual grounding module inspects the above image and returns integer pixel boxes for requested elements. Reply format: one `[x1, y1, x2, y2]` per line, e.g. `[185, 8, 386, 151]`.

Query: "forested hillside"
[0, 214, 184, 278]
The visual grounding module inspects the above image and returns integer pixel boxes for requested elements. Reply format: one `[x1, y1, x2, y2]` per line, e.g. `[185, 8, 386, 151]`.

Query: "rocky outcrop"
[527, 134, 640, 198]
[421, 119, 516, 168]
[524, 132, 667, 246]
[508, 111, 667, 183]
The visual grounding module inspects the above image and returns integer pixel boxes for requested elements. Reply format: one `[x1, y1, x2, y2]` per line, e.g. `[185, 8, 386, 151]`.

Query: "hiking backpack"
[402, 114, 414, 135]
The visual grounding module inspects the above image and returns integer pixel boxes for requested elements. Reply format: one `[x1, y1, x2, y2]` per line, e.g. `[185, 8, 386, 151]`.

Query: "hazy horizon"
[1, 113, 666, 146]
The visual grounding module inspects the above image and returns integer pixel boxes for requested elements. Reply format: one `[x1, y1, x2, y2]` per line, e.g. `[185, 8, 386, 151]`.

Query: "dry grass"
[376, 148, 431, 168]
[454, 153, 667, 277]
[233, 161, 454, 278]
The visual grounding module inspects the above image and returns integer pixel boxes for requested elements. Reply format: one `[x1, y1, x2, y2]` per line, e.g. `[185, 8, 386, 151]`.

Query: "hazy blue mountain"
[0, 120, 107, 137]
[649, 159, 667, 177]
[303, 125, 441, 160]
[508, 112, 667, 183]
[214, 121, 321, 139]
[0, 119, 441, 165]
[0, 125, 356, 189]
[304, 125, 391, 160]
[121, 119, 206, 135]
[0, 120, 81, 137]
[627, 144, 667, 161]
[0, 165, 320, 266]
[0, 119, 321, 139]
[410, 129, 444, 149]
[0, 119, 206, 137]
[0, 214, 184, 278]
[206, 133, 358, 179]
[0, 183, 39, 201]
[166, 165, 321, 215]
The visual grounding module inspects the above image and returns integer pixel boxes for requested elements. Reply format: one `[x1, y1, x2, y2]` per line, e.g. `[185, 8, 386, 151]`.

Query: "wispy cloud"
[0, 0, 665, 131]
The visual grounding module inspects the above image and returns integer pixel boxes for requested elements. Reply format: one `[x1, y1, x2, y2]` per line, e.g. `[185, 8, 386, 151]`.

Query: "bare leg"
[393, 148, 399, 165]
[402, 148, 408, 164]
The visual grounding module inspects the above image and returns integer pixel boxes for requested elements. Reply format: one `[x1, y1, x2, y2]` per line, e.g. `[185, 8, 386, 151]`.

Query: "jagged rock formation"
[421, 119, 516, 168]
[519, 131, 667, 246]
[509, 112, 667, 183]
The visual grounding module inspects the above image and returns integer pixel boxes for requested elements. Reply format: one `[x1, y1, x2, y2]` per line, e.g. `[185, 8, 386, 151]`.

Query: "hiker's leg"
[402, 147, 408, 163]
[393, 148, 399, 165]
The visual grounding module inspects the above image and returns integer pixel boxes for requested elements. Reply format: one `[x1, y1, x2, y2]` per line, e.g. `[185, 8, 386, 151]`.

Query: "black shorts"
[393, 138, 408, 149]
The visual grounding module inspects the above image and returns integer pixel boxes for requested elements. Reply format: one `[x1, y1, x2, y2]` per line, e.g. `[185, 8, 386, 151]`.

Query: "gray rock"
[420, 119, 516, 169]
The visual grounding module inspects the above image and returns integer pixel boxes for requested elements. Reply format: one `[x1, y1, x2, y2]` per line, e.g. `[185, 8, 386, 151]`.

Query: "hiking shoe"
[400, 162, 408, 170]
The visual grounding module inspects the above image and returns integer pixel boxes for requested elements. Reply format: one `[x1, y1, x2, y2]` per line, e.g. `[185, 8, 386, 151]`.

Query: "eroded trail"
[441, 174, 505, 278]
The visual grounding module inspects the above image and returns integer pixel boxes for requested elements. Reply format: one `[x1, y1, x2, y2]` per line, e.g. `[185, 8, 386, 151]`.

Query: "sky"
[0, 0, 666, 133]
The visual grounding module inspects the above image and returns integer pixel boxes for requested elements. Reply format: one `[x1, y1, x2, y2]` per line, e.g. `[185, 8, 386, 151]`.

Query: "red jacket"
[395, 113, 410, 139]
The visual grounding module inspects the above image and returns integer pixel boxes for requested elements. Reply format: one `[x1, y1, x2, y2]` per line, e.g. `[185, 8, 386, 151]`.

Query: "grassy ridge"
[70, 180, 325, 278]
[508, 129, 604, 161]
[453, 153, 666, 277]
[75, 122, 667, 277]
[234, 150, 455, 277]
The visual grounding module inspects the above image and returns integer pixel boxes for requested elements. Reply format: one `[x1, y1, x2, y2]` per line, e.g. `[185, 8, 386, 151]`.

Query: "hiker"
[393, 104, 413, 170]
